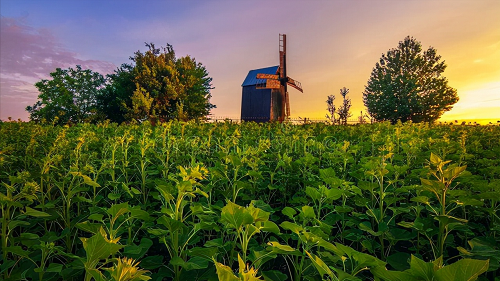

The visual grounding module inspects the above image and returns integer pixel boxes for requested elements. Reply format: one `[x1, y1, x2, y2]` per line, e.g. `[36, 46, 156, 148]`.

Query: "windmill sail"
[253, 34, 303, 122]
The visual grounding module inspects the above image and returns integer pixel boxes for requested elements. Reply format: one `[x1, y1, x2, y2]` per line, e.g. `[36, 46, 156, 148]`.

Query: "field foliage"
[1, 121, 499, 281]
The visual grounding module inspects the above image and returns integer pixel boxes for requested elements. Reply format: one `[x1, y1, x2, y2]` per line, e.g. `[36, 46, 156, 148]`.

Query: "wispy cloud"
[0, 17, 116, 120]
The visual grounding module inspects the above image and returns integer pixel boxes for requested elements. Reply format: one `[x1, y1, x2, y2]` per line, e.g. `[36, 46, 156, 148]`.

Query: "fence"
[205, 116, 372, 124]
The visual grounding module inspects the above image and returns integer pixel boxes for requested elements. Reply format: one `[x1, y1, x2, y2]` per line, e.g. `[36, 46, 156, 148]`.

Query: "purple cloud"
[0, 17, 116, 120]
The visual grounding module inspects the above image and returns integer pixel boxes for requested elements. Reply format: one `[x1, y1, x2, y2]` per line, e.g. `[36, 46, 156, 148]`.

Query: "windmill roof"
[242, 66, 279, 87]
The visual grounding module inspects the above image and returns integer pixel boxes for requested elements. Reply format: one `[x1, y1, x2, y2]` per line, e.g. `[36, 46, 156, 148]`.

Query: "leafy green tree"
[363, 36, 458, 123]
[128, 43, 215, 122]
[124, 84, 154, 122]
[26, 65, 106, 124]
[96, 64, 136, 123]
[174, 55, 215, 120]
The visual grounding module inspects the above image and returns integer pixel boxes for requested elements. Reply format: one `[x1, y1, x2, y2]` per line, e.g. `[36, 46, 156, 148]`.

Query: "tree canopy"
[26, 65, 106, 124]
[125, 43, 215, 122]
[363, 36, 458, 123]
[97, 63, 136, 124]
[27, 43, 215, 124]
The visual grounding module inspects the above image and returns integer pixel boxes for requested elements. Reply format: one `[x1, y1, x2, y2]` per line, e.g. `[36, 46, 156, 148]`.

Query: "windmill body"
[240, 34, 303, 122]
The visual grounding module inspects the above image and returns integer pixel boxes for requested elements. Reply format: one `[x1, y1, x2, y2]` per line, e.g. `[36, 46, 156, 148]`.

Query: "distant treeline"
[26, 43, 215, 125]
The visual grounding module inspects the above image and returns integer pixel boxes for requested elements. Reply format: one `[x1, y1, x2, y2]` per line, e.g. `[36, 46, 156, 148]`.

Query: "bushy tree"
[96, 64, 136, 123]
[26, 65, 106, 124]
[27, 43, 215, 124]
[175, 55, 216, 120]
[127, 43, 215, 122]
[363, 36, 458, 123]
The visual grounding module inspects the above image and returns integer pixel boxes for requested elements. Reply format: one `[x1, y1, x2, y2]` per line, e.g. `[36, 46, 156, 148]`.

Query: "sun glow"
[440, 81, 500, 124]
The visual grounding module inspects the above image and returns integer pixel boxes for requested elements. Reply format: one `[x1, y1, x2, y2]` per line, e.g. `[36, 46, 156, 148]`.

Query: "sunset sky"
[1, 0, 499, 123]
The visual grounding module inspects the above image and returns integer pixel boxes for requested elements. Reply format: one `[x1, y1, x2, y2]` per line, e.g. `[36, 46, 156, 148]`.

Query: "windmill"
[240, 34, 303, 122]
[256, 34, 303, 122]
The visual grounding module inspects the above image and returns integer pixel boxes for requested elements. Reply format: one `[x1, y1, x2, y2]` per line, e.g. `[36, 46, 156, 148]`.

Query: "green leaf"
[434, 259, 489, 281]
[80, 227, 124, 269]
[459, 198, 483, 207]
[0, 260, 15, 274]
[8, 220, 30, 230]
[478, 192, 500, 201]
[334, 242, 385, 268]
[204, 238, 224, 247]
[301, 205, 316, 219]
[420, 178, 445, 195]
[387, 252, 411, 271]
[260, 221, 280, 234]
[156, 185, 175, 201]
[140, 255, 164, 270]
[358, 181, 376, 191]
[88, 213, 104, 221]
[46, 263, 64, 273]
[213, 259, 239, 281]
[188, 247, 220, 259]
[361, 239, 375, 254]
[130, 207, 152, 221]
[267, 242, 302, 256]
[221, 201, 254, 229]
[107, 202, 129, 219]
[335, 205, 353, 213]
[76, 221, 102, 234]
[124, 238, 153, 259]
[262, 270, 288, 281]
[434, 215, 468, 228]
[443, 165, 467, 181]
[157, 216, 186, 234]
[319, 167, 340, 186]
[305, 251, 336, 280]
[20, 232, 39, 240]
[305, 186, 321, 201]
[108, 192, 121, 200]
[408, 255, 434, 281]
[194, 187, 209, 198]
[247, 203, 270, 222]
[24, 207, 51, 217]
[82, 175, 101, 188]
[238, 254, 264, 280]
[131, 187, 141, 195]
[86, 268, 107, 281]
[325, 187, 343, 201]
[282, 207, 296, 219]
[388, 228, 417, 242]
[74, 196, 92, 203]
[430, 153, 442, 166]
[280, 221, 303, 234]
[411, 196, 430, 205]
[170, 256, 208, 271]
[5, 246, 30, 257]
[177, 180, 193, 193]
[371, 266, 417, 281]
[250, 249, 278, 269]
[359, 221, 382, 236]
[398, 221, 416, 229]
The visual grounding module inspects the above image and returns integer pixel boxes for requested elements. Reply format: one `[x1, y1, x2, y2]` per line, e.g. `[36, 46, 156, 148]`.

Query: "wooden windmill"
[255, 34, 303, 122]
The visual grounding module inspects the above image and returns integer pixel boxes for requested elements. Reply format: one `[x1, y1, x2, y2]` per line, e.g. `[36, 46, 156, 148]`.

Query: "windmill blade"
[256, 73, 279, 79]
[285, 91, 290, 117]
[287, 77, 303, 93]
[256, 79, 281, 89]
[266, 79, 281, 89]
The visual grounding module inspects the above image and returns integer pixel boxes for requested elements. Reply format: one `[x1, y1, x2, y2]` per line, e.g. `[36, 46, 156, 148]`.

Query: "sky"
[1, 0, 499, 123]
